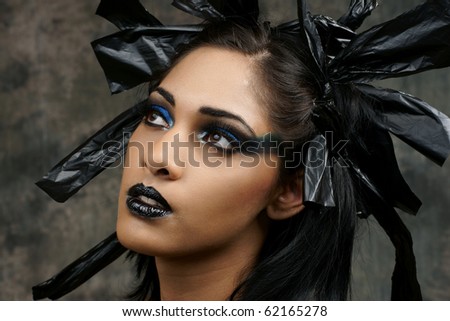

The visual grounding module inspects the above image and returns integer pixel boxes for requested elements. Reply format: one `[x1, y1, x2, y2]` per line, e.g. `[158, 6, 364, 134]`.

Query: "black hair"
[127, 19, 362, 300]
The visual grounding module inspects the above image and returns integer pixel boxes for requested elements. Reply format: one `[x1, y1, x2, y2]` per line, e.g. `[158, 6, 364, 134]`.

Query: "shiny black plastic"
[32, 233, 126, 300]
[92, 26, 200, 94]
[172, 0, 225, 20]
[297, 0, 327, 86]
[337, 0, 377, 31]
[303, 135, 335, 207]
[306, 0, 450, 208]
[330, 0, 450, 83]
[96, 0, 162, 29]
[172, 0, 259, 22]
[357, 84, 450, 166]
[36, 101, 144, 202]
[209, 0, 260, 22]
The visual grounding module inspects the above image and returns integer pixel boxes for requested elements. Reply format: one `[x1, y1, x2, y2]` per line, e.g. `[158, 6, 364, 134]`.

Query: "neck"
[155, 227, 266, 300]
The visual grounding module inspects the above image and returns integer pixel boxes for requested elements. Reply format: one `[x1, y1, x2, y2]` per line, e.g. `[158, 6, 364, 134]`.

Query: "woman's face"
[117, 46, 280, 258]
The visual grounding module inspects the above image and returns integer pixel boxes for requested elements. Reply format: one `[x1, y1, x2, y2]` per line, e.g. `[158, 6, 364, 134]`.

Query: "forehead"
[158, 46, 271, 134]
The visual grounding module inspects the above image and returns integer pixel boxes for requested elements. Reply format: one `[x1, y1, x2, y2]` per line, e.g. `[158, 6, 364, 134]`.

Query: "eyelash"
[140, 104, 248, 154]
[141, 104, 173, 129]
[198, 122, 245, 154]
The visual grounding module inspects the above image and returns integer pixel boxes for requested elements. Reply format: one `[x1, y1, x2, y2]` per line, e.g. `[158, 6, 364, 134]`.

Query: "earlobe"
[266, 175, 305, 220]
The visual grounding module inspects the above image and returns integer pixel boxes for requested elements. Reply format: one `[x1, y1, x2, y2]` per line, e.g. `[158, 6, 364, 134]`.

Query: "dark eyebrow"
[153, 87, 256, 136]
[199, 106, 256, 136]
[155, 87, 175, 106]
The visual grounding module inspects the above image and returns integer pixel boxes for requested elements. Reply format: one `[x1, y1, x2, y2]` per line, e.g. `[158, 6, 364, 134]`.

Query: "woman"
[118, 21, 355, 300]
[33, 0, 450, 300]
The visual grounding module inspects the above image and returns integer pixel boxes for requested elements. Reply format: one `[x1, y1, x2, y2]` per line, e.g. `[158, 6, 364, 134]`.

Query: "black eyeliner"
[140, 102, 174, 128]
[200, 120, 257, 155]
[199, 106, 256, 137]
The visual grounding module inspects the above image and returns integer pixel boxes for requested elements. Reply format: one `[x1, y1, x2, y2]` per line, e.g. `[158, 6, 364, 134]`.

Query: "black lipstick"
[126, 183, 172, 218]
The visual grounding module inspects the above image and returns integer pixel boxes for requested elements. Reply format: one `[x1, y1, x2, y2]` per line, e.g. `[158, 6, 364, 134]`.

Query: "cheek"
[227, 167, 276, 206]
[188, 159, 279, 219]
[173, 162, 278, 250]
[118, 125, 149, 190]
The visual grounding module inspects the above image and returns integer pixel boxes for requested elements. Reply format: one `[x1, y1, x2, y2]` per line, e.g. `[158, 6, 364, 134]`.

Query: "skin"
[117, 46, 283, 300]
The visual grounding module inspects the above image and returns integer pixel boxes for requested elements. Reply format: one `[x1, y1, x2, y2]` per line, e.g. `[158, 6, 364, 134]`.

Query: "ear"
[266, 173, 305, 220]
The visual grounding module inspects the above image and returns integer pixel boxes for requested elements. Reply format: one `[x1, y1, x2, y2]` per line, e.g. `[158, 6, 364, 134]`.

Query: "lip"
[126, 183, 172, 218]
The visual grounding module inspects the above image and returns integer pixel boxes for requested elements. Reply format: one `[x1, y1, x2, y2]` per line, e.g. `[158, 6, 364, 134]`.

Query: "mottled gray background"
[1, 0, 449, 300]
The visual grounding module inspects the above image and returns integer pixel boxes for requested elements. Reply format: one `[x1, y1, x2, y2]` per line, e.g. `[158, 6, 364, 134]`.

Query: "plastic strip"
[330, 0, 450, 83]
[96, 0, 162, 29]
[36, 101, 145, 202]
[357, 84, 450, 166]
[350, 128, 422, 215]
[171, 0, 225, 20]
[296, 0, 327, 84]
[32, 232, 127, 300]
[92, 26, 201, 94]
[303, 135, 335, 207]
[337, 0, 377, 31]
[172, 0, 259, 22]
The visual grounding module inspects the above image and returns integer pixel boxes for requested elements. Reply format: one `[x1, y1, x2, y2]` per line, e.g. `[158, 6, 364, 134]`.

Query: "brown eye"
[197, 126, 241, 153]
[209, 132, 222, 143]
[147, 111, 161, 123]
[199, 131, 232, 149]
[143, 105, 173, 129]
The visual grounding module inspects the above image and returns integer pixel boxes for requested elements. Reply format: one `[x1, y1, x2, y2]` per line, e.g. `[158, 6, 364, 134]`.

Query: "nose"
[144, 129, 190, 180]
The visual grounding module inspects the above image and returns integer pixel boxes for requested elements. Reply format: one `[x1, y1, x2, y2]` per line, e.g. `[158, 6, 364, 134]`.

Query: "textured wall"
[1, 0, 449, 300]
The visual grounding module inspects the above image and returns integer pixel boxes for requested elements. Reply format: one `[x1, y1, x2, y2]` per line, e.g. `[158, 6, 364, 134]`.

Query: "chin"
[116, 214, 165, 256]
[116, 213, 146, 253]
